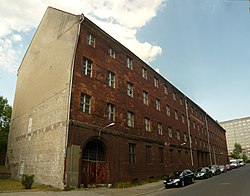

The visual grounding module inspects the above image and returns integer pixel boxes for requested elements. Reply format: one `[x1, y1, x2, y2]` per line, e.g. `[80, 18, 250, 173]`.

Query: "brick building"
[7, 7, 228, 189]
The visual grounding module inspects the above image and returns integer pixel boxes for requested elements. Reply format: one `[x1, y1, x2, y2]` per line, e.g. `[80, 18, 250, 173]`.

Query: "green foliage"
[230, 143, 242, 159]
[242, 153, 248, 162]
[0, 96, 12, 153]
[21, 174, 34, 189]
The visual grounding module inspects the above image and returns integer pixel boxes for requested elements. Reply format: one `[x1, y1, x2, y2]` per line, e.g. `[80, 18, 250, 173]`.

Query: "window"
[127, 82, 133, 97]
[168, 127, 173, 138]
[181, 114, 185, 123]
[191, 106, 194, 113]
[156, 98, 161, 111]
[154, 77, 159, 88]
[129, 143, 136, 164]
[80, 93, 91, 114]
[180, 97, 183, 105]
[158, 123, 163, 135]
[174, 110, 178, 120]
[146, 146, 152, 164]
[184, 133, 187, 142]
[143, 91, 148, 105]
[87, 32, 95, 47]
[107, 103, 115, 121]
[159, 147, 164, 164]
[195, 137, 197, 145]
[145, 118, 151, 131]
[166, 105, 170, 116]
[193, 121, 196, 129]
[107, 71, 115, 88]
[172, 92, 176, 101]
[127, 111, 134, 127]
[197, 124, 200, 131]
[82, 57, 92, 77]
[164, 85, 168, 95]
[177, 130, 180, 140]
[142, 67, 147, 79]
[108, 47, 116, 58]
[127, 56, 133, 69]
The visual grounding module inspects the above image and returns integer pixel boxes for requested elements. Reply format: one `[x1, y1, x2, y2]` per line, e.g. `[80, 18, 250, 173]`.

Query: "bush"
[21, 174, 34, 189]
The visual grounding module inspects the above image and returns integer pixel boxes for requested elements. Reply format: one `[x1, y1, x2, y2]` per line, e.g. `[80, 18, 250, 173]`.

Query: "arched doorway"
[81, 139, 107, 186]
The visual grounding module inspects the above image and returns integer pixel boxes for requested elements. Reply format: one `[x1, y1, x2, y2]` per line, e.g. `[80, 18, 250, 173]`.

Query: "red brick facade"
[68, 18, 228, 186]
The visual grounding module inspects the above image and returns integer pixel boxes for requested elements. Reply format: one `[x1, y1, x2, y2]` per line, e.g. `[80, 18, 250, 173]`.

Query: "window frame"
[80, 93, 91, 114]
[87, 32, 95, 47]
[145, 117, 151, 132]
[127, 56, 133, 70]
[127, 111, 134, 127]
[107, 103, 115, 121]
[82, 57, 92, 77]
[143, 91, 148, 105]
[107, 71, 115, 88]
[127, 82, 133, 97]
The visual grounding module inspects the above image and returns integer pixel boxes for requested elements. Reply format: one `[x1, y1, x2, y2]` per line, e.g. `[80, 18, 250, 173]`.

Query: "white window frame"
[108, 103, 115, 121]
[164, 85, 168, 95]
[127, 82, 133, 97]
[108, 47, 116, 58]
[107, 71, 115, 88]
[80, 93, 91, 114]
[158, 123, 163, 135]
[154, 77, 159, 88]
[173, 92, 176, 101]
[168, 127, 173, 138]
[87, 32, 95, 47]
[143, 91, 148, 105]
[82, 57, 92, 77]
[127, 56, 133, 70]
[166, 105, 170, 116]
[127, 111, 134, 127]
[145, 118, 151, 132]
[142, 67, 147, 79]
[156, 99, 161, 111]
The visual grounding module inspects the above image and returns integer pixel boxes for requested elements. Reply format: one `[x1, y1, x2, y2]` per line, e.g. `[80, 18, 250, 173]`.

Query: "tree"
[230, 143, 242, 159]
[0, 96, 12, 154]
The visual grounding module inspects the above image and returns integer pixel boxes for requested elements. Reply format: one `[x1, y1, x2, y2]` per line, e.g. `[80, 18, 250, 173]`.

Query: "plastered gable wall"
[7, 7, 80, 188]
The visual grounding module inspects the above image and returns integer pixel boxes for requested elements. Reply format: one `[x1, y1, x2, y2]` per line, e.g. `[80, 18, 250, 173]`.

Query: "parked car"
[219, 165, 227, 173]
[225, 164, 232, 171]
[194, 167, 213, 179]
[230, 159, 240, 169]
[239, 159, 245, 166]
[164, 170, 195, 188]
[209, 165, 221, 175]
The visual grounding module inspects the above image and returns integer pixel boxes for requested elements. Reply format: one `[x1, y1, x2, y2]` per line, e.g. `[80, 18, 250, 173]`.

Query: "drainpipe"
[205, 114, 213, 165]
[184, 97, 194, 168]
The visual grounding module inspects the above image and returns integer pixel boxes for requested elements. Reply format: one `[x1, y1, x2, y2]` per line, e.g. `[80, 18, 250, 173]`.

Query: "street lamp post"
[98, 122, 115, 139]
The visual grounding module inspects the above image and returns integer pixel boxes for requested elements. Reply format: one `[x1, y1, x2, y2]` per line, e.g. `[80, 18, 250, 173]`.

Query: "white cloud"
[0, 0, 165, 73]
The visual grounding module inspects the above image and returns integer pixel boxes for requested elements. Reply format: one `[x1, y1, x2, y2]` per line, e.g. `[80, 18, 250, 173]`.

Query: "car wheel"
[181, 180, 185, 187]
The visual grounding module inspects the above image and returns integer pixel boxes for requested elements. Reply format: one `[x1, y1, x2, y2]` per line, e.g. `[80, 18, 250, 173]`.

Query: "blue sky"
[0, 0, 249, 122]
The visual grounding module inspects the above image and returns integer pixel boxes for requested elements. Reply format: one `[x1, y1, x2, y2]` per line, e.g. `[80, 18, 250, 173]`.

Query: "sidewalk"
[0, 181, 164, 196]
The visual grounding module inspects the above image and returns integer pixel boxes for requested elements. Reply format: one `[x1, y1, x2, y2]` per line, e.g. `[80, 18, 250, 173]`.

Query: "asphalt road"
[152, 164, 250, 196]
[1, 164, 249, 196]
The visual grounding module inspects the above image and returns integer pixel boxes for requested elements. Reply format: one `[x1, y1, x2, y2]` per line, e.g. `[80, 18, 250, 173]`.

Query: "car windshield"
[169, 171, 182, 178]
[196, 168, 205, 172]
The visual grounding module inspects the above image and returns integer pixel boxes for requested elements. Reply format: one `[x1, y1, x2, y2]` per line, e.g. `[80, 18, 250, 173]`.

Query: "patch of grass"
[0, 179, 61, 192]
